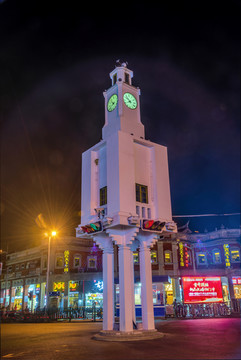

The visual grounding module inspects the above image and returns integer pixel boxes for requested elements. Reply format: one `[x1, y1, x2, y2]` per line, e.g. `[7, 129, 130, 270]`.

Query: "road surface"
[1, 318, 240, 359]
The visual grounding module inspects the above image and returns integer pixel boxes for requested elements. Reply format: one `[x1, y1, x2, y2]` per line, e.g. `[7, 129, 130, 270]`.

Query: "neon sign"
[179, 242, 184, 267]
[69, 281, 78, 292]
[183, 277, 223, 304]
[64, 250, 69, 273]
[53, 282, 65, 292]
[94, 280, 103, 291]
[223, 244, 231, 268]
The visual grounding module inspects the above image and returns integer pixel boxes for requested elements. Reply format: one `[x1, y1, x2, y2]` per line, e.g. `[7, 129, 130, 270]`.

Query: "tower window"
[113, 74, 117, 85]
[136, 183, 148, 204]
[125, 73, 130, 84]
[100, 186, 107, 206]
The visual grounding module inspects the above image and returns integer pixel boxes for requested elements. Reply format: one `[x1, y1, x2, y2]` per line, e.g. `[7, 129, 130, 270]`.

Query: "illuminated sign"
[69, 281, 78, 292]
[81, 221, 102, 234]
[183, 277, 223, 304]
[64, 250, 69, 273]
[94, 280, 103, 291]
[53, 282, 65, 292]
[179, 242, 184, 267]
[142, 220, 165, 232]
[232, 277, 241, 285]
[223, 244, 231, 268]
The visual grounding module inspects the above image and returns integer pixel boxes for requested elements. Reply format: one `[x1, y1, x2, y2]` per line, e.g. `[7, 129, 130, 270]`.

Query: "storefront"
[115, 281, 166, 317]
[232, 277, 241, 299]
[26, 283, 41, 312]
[11, 286, 23, 310]
[53, 282, 65, 310]
[68, 281, 81, 308]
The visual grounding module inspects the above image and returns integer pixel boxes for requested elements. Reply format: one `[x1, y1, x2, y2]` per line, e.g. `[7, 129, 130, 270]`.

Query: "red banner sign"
[182, 277, 223, 304]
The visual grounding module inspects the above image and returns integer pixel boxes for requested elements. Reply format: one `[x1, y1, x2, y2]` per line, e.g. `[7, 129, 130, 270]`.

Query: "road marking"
[3, 353, 26, 358]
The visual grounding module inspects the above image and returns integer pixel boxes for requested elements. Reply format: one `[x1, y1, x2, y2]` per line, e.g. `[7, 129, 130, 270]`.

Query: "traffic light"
[81, 221, 102, 234]
[142, 220, 166, 232]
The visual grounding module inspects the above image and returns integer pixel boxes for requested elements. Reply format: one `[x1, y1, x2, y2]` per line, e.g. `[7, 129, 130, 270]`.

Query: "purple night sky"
[0, 0, 240, 251]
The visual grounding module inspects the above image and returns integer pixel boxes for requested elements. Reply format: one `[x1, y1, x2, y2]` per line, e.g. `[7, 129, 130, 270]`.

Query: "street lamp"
[45, 231, 57, 312]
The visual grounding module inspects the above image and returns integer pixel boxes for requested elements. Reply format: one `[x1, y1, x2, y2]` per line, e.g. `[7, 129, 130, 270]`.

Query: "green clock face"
[123, 92, 137, 109]
[107, 94, 118, 112]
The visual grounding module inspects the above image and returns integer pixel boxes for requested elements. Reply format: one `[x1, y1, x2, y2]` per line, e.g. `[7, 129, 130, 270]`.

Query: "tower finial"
[116, 60, 128, 67]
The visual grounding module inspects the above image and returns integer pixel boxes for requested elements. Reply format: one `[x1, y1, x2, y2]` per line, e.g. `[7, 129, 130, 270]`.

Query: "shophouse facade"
[0, 236, 103, 313]
[1, 226, 240, 316]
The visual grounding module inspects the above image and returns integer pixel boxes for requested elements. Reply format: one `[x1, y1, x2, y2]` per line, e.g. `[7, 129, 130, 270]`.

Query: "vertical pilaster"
[94, 235, 114, 331]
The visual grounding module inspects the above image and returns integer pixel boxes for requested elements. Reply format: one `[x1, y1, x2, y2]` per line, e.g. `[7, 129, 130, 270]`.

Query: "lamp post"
[45, 231, 56, 312]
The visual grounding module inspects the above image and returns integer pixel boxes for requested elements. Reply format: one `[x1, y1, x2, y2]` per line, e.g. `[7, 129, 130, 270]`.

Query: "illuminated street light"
[45, 231, 57, 312]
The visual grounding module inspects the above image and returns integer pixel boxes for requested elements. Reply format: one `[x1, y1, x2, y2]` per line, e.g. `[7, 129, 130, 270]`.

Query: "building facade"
[1, 226, 240, 316]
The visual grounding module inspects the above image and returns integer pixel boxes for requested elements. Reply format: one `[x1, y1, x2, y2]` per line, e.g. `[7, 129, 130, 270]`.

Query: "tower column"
[118, 244, 133, 331]
[107, 227, 139, 332]
[137, 233, 158, 330]
[94, 235, 114, 331]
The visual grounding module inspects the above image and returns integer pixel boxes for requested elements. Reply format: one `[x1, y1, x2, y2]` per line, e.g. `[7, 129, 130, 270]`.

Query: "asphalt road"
[1, 318, 241, 360]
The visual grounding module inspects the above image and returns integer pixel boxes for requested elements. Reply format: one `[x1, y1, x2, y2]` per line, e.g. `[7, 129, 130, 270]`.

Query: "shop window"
[136, 183, 148, 204]
[197, 252, 207, 265]
[55, 255, 64, 268]
[73, 255, 81, 268]
[87, 256, 97, 269]
[230, 248, 240, 263]
[164, 250, 172, 264]
[151, 250, 157, 264]
[133, 252, 139, 264]
[100, 186, 107, 206]
[212, 249, 221, 264]
[136, 205, 140, 216]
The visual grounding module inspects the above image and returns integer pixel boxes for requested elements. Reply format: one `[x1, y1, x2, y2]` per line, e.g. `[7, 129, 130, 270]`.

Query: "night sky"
[0, 0, 240, 252]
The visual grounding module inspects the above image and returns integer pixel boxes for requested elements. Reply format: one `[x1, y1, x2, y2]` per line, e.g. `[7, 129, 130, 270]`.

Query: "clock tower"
[102, 62, 145, 140]
[77, 62, 176, 336]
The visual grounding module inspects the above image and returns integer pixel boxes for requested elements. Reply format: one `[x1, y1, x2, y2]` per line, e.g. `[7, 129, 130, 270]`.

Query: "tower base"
[92, 329, 164, 342]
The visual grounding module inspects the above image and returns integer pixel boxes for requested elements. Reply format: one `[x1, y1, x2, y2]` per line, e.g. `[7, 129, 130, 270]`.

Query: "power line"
[172, 213, 240, 218]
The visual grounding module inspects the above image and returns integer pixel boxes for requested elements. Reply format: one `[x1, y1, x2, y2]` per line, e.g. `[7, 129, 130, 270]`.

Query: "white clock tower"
[102, 62, 144, 140]
[76, 62, 176, 338]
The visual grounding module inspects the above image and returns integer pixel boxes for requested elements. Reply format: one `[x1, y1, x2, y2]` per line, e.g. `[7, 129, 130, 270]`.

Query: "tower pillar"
[137, 233, 158, 330]
[94, 235, 114, 330]
[107, 227, 139, 332]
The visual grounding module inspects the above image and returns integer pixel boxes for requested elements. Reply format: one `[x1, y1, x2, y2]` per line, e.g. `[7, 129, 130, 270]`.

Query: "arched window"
[196, 252, 207, 265]
[212, 249, 221, 264]
[230, 248, 240, 263]
[55, 254, 64, 268]
[151, 250, 157, 264]
[164, 250, 173, 264]
[73, 254, 81, 268]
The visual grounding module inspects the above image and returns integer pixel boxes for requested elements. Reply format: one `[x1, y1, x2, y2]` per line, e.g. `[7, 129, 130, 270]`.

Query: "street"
[1, 318, 241, 359]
